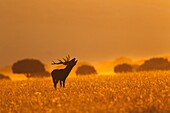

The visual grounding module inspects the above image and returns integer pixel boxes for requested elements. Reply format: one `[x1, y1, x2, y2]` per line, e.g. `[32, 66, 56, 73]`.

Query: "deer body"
[51, 56, 77, 89]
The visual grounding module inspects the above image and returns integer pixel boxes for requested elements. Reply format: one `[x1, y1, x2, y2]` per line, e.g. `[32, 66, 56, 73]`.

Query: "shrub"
[137, 57, 170, 71]
[114, 63, 133, 73]
[76, 64, 97, 75]
[0, 74, 10, 80]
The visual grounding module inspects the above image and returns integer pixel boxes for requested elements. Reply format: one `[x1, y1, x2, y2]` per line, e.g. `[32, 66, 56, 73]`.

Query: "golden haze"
[0, 0, 170, 66]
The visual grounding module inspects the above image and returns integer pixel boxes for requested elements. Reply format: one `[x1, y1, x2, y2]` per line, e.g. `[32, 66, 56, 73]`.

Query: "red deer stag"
[51, 55, 78, 89]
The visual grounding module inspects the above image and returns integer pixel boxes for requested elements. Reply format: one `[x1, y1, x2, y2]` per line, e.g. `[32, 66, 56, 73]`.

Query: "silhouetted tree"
[76, 64, 97, 75]
[0, 74, 10, 80]
[137, 57, 170, 71]
[12, 59, 50, 78]
[114, 63, 133, 73]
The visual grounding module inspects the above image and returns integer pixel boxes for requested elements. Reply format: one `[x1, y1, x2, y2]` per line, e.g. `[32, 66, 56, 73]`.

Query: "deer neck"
[64, 65, 74, 75]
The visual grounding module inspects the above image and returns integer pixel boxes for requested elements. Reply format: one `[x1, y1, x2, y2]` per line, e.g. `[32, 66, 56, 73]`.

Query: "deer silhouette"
[51, 55, 78, 89]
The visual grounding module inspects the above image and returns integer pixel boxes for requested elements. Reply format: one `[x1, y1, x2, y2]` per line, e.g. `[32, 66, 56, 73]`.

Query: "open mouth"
[73, 58, 78, 62]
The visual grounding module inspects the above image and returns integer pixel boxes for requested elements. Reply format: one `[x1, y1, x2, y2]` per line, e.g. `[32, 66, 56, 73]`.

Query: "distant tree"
[137, 57, 170, 71]
[76, 64, 97, 75]
[0, 74, 10, 80]
[114, 63, 133, 73]
[12, 59, 50, 78]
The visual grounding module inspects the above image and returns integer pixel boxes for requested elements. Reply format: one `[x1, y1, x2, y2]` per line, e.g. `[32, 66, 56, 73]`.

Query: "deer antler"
[66, 55, 70, 61]
[62, 55, 70, 63]
[51, 60, 60, 65]
[52, 55, 71, 65]
[51, 61, 57, 65]
[63, 57, 67, 63]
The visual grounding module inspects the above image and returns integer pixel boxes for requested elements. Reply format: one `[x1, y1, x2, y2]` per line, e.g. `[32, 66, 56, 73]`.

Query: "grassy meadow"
[0, 71, 170, 113]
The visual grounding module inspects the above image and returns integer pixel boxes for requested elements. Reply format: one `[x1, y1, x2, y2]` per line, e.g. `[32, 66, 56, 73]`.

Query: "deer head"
[52, 55, 78, 67]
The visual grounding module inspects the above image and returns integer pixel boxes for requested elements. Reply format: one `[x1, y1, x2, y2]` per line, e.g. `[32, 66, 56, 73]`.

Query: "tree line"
[1, 57, 170, 80]
[114, 57, 170, 73]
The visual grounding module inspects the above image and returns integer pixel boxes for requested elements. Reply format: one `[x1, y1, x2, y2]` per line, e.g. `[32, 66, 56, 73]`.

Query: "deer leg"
[53, 78, 58, 89]
[55, 80, 59, 89]
[60, 80, 62, 87]
[52, 77, 56, 88]
[63, 80, 66, 88]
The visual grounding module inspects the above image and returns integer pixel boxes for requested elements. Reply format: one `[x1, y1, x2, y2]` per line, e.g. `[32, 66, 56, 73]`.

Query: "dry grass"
[0, 71, 170, 113]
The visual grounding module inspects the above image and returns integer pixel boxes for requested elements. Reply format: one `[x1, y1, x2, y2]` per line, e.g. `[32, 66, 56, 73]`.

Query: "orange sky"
[0, 0, 170, 66]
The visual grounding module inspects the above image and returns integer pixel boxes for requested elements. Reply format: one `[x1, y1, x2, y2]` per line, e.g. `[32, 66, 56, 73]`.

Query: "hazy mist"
[0, 0, 170, 66]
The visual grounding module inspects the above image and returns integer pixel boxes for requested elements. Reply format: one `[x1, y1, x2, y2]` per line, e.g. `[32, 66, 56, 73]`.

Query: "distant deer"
[51, 55, 78, 89]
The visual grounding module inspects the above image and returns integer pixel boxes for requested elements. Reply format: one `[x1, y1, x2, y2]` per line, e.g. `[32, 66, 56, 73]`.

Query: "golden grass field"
[0, 71, 170, 113]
